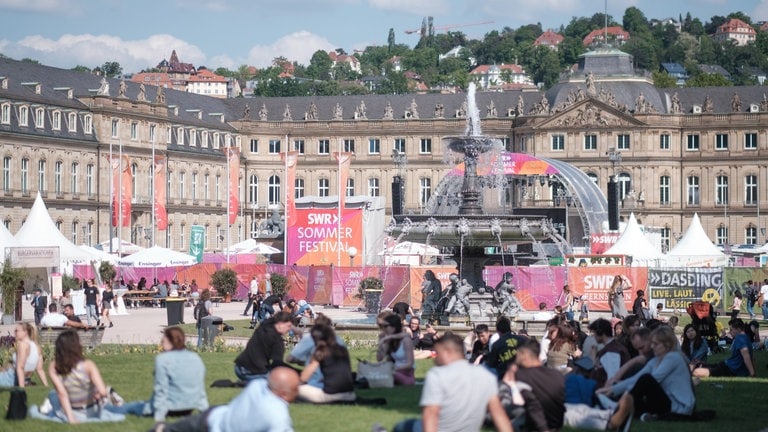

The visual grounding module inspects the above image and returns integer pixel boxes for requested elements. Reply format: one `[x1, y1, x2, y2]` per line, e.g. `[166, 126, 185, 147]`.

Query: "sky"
[1, 0, 767, 74]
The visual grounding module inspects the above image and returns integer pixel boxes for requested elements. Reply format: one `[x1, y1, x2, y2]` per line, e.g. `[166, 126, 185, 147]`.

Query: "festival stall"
[603, 213, 664, 267]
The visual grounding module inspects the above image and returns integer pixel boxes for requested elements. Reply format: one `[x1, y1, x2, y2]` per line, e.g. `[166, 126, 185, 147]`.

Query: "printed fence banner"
[287, 207, 363, 266]
[485, 266, 567, 310]
[721, 268, 768, 315]
[647, 267, 724, 313]
[189, 225, 205, 263]
[380, 266, 411, 309]
[305, 265, 333, 304]
[567, 267, 648, 312]
[409, 266, 459, 309]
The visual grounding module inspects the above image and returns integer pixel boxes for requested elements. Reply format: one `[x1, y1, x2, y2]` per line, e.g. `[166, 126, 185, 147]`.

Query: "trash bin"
[201, 316, 223, 346]
[166, 298, 186, 326]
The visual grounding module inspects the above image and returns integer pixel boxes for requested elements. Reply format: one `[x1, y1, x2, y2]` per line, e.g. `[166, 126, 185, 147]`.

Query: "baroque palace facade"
[1, 49, 768, 257]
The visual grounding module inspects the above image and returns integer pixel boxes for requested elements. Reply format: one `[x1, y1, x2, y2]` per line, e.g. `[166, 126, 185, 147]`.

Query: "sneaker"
[39, 397, 53, 415]
[370, 423, 387, 432]
[109, 387, 125, 406]
[109, 323, 114, 328]
[640, 413, 658, 422]
[607, 392, 633, 431]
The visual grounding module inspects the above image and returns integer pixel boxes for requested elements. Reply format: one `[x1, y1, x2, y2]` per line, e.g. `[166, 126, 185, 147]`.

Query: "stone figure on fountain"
[494, 272, 522, 317]
[420, 270, 442, 315]
[446, 276, 472, 315]
[260, 208, 285, 236]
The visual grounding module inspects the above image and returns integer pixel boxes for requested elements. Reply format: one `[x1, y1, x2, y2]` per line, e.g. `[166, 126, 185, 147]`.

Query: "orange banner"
[227, 147, 239, 225]
[567, 267, 648, 312]
[154, 155, 167, 230]
[121, 155, 132, 227]
[334, 152, 353, 209]
[111, 155, 131, 227]
[281, 151, 299, 227]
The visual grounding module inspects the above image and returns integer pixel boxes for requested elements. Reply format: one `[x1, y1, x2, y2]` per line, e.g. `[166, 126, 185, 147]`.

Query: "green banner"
[189, 225, 205, 263]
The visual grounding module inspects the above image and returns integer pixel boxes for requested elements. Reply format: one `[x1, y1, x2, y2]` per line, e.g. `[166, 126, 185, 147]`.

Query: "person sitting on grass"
[106, 327, 208, 426]
[693, 318, 756, 378]
[286, 313, 345, 388]
[681, 324, 708, 368]
[0, 322, 48, 388]
[156, 367, 300, 432]
[297, 324, 356, 403]
[234, 311, 294, 382]
[376, 313, 416, 386]
[29, 330, 125, 423]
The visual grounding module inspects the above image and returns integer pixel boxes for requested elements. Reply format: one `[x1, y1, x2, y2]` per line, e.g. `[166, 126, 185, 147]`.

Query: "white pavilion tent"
[666, 213, 728, 267]
[604, 213, 663, 267]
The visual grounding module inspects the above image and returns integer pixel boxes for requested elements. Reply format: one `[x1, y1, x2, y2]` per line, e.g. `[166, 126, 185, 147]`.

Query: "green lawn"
[2, 343, 767, 431]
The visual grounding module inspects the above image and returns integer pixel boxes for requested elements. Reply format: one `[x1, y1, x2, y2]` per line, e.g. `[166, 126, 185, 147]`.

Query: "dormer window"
[83, 115, 92, 134]
[34, 107, 44, 128]
[19, 106, 29, 126]
[0, 103, 9, 124]
[68, 112, 77, 132]
[52, 111, 61, 130]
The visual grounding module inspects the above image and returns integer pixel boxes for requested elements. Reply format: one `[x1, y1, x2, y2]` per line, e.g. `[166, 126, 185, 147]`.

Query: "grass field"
[2, 320, 767, 431]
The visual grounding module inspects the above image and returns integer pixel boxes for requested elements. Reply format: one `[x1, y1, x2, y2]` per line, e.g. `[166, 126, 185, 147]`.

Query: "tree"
[623, 6, 649, 36]
[72, 65, 91, 73]
[98, 262, 116, 284]
[270, 274, 289, 297]
[652, 71, 678, 88]
[704, 16, 727, 35]
[21, 58, 40, 64]
[101, 61, 123, 77]
[306, 50, 333, 81]
[210, 268, 238, 298]
[376, 71, 408, 94]
[686, 72, 732, 87]
[388, 28, 396, 52]
[0, 260, 26, 317]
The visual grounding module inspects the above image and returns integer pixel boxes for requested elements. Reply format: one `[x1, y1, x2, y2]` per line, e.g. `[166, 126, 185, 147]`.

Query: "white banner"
[8, 247, 60, 268]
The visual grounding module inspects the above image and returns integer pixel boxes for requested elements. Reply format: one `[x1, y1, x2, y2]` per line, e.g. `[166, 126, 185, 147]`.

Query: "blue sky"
[0, 0, 766, 73]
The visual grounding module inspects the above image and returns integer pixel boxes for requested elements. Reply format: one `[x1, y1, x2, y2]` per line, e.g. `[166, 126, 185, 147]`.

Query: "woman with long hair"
[376, 313, 415, 385]
[101, 282, 115, 328]
[546, 324, 580, 372]
[107, 327, 208, 425]
[196, 289, 213, 348]
[0, 322, 48, 387]
[681, 324, 708, 368]
[609, 275, 629, 319]
[29, 330, 124, 423]
[298, 324, 356, 403]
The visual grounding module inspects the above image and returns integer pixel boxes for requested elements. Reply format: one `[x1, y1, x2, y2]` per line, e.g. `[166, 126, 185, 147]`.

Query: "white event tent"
[97, 237, 144, 255]
[224, 238, 281, 255]
[665, 213, 728, 267]
[0, 223, 18, 256]
[14, 194, 99, 266]
[117, 245, 197, 268]
[603, 213, 663, 267]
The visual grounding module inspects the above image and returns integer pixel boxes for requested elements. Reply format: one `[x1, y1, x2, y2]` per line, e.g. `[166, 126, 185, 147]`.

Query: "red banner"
[590, 232, 620, 254]
[567, 267, 648, 312]
[334, 152, 353, 209]
[227, 147, 239, 225]
[281, 151, 299, 228]
[111, 155, 131, 227]
[154, 155, 167, 230]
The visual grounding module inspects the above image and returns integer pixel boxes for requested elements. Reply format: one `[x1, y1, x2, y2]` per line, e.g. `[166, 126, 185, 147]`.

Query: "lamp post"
[250, 202, 258, 238]
[347, 246, 357, 267]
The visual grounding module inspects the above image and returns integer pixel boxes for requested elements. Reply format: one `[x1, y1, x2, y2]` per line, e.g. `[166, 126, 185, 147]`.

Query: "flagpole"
[337, 149, 342, 267]
[118, 138, 123, 256]
[151, 130, 155, 247]
[226, 146, 231, 264]
[284, 134, 289, 266]
[109, 140, 113, 254]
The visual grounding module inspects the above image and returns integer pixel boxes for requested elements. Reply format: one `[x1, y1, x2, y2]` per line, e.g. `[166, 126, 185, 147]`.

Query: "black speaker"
[391, 176, 403, 215]
[607, 178, 619, 231]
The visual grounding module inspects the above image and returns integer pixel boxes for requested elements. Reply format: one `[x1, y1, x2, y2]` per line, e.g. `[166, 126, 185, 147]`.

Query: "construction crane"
[404, 18, 494, 36]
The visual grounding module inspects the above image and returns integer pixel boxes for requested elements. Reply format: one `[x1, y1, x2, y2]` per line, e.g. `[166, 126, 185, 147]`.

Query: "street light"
[347, 246, 358, 267]
[250, 202, 258, 238]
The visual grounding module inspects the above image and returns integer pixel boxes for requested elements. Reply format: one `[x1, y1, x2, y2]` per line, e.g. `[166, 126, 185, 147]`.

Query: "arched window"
[268, 175, 281, 205]
[131, 163, 138, 199]
[617, 172, 631, 200]
[586, 172, 598, 185]
[249, 174, 259, 203]
[70, 162, 79, 194]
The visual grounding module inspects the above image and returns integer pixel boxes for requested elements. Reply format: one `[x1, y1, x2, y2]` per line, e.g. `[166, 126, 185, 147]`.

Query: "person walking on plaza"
[261, 273, 273, 296]
[83, 279, 100, 326]
[243, 275, 260, 316]
[101, 283, 115, 328]
[31, 287, 47, 326]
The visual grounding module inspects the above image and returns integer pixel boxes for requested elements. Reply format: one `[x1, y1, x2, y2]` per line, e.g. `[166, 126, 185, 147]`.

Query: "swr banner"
[567, 267, 648, 312]
[287, 208, 363, 266]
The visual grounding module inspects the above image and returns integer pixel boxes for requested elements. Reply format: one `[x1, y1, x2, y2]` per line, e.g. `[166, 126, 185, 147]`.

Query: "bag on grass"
[6, 388, 27, 420]
[357, 360, 395, 388]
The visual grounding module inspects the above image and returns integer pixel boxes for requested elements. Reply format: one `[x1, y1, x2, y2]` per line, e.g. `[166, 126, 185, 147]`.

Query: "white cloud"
[0, 0, 74, 12]
[0, 33, 206, 73]
[245, 31, 337, 68]
[368, 0, 449, 16]
[753, 0, 768, 21]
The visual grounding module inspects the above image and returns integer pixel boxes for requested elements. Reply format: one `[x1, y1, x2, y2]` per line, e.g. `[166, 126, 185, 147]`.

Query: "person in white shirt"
[243, 276, 260, 316]
[533, 302, 554, 321]
[760, 279, 768, 320]
[39, 304, 70, 327]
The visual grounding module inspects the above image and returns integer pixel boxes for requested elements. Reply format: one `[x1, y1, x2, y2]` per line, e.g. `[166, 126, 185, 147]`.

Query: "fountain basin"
[390, 215, 551, 248]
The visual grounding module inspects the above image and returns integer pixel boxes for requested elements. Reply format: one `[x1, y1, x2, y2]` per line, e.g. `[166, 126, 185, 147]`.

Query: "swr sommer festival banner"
[286, 208, 363, 266]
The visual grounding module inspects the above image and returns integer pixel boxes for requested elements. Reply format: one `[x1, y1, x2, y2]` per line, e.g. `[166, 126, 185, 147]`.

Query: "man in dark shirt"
[469, 324, 491, 365]
[234, 312, 293, 381]
[487, 317, 527, 379]
[508, 339, 565, 432]
[30, 288, 47, 325]
[259, 294, 283, 322]
[63, 304, 90, 329]
[588, 318, 630, 388]
[83, 279, 100, 326]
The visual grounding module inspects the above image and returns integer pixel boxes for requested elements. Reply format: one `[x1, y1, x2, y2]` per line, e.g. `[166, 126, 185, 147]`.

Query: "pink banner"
[154, 155, 167, 230]
[227, 147, 240, 225]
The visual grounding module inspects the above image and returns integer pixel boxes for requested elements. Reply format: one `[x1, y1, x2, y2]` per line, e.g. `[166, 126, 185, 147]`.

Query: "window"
[318, 178, 329, 197]
[551, 135, 565, 151]
[111, 120, 119, 138]
[368, 138, 381, 154]
[686, 134, 699, 151]
[83, 115, 92, 134]
[68, 113, 77, 132]
[661, 227, 670, 253]
[394, 138, 406, 154]
[190, 130, 197, 146]
[368, 178, 380, 196]
[215, 175, 221, 202]
[19, 106, 28, 126]
[55, 220, 62, 232]
[129, 122, 137, 140]
[269, 139, 281, 154]
[295, 178, 304, 199]
[346, 178, 354, 197]
[3, 156, 11, 192]
[617, 134, 630, 150]
[132, 163, 137, 199]
[250, 139, 258, 153]
[715, 133, 728, 150]
[20, 158, 28, 193]
[746, 226, 758, 245]
[587, 173, 598, 185]
[293, 139, 305, 154]
[34, 108, 44, 128]
[745, 175, 758, 205]
[687, 175, 700, 205]
[659, 175, 670, 206]
[51, 111, 61, 130]
[202, 131, 209, 147]
[38, 160, 46, 192]
[191, 172, 198, 200]
[248, 175, 258, 203]
[179, 171, 186, 199]
[1, 104, 9, 124]
[167, 127, 172, 144]
[659, 134, 670, 150]
[147, 165, 154, 197]
[745, 133, 758, 150]
[420, 138, 432, 154]
[318, 139, 329, 155]
[268, 175, 281, 205]
[177, 127, 184, 145]
[419, 177, 432, 206]
[343, 139, 355, 153]
[86, 164, 94, 196]
[204, 174, 210, 200]
[715, 175, 728, 205]
[715, 225, 728, 245]
[71, 221, 78, 244]
[584, 135, 597, 151]
[54, 161, 62, 194]
[70, 162, 78, 194]
[617, 172, 631, 200]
